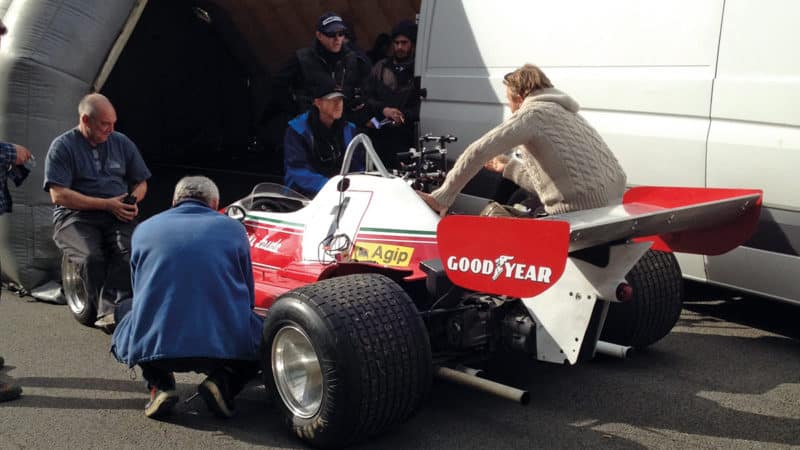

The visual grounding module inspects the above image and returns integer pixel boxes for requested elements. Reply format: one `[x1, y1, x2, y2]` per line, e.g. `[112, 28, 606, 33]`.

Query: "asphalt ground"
[0, 283, 798, 449]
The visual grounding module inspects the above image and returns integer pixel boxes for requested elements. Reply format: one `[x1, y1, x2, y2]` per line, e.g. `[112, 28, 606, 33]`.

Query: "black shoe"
[198, 374, 235, 419]
[144, 387, 178, 419]
[0, 356, 4, 369]
[94, 314, 116, 334]
[0, 382, 22, 403]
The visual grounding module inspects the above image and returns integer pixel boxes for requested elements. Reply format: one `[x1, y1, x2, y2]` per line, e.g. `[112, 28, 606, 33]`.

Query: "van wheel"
[62, 253, 96, 327]
[262, 274, 432, 448]
[600, 250, 684, 348]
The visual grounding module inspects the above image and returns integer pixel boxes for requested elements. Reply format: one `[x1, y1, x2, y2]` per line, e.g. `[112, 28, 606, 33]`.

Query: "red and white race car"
[222, 134, 762, 448]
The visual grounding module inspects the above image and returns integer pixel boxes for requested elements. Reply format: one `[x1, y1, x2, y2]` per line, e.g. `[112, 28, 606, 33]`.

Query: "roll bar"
[339, 133, 393, 178]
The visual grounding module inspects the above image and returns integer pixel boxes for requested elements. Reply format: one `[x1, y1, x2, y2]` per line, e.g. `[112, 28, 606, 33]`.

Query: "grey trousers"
[53, 211, 134, 318]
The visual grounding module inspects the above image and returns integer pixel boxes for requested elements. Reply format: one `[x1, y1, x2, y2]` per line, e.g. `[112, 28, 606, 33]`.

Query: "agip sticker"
[351, 242, 415, 267]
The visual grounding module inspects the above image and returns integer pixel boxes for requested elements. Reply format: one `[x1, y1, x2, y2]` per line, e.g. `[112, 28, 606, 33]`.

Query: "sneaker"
[94, 314, 116, 334]
[198, 375, 235, 419]
[144, 387, 178, 419]
[0, 382, 22, 403]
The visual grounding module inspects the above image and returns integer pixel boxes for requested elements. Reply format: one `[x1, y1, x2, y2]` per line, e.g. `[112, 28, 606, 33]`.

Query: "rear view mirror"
[225, 205, 246, 221]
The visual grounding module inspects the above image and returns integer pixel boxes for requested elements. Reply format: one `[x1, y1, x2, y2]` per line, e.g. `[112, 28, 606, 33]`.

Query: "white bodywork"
[303, 175, 440, 263]
[526, 242, 651, 364]
[416, 0, 800, 304]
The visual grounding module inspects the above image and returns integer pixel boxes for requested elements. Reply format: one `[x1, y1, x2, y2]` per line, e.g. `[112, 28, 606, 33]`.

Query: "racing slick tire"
[262, 273, 433, 448]
[600, 250, 684, 348]
[61, 253, 96, 327]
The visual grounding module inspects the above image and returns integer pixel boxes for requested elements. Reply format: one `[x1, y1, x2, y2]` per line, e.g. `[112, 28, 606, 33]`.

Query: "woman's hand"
[416, 191, 447, 217]
[484, 155, 509, 173]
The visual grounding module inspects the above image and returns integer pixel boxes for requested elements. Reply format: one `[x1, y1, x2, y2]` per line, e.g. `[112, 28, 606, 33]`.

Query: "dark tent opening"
[102, 1, 279, 217]
[101, 0, 421, 218]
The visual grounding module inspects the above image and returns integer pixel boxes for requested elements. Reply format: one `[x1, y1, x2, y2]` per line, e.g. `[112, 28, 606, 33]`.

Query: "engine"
[421, 291, 538, 362]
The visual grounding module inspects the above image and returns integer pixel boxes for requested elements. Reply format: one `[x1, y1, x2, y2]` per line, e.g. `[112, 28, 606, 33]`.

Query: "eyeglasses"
[322, 31, 346, 38]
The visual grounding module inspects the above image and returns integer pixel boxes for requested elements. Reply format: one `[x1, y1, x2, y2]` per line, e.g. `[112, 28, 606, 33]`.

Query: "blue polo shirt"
[44, 128, 151, 222]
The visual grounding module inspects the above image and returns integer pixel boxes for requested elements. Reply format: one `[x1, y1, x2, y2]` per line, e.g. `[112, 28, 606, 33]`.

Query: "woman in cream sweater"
[420, 64, 626, 216]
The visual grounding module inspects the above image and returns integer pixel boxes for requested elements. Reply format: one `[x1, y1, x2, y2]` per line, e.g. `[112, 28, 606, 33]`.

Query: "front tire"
[262, 273, 432, 448]
[62, 253, 96, 327]
[600, 250, 684, 348]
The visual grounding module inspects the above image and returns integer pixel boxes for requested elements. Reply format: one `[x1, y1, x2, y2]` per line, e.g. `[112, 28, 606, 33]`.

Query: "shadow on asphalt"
[376, 281, 800, 449]
[412, 332, 800, 448]
[682, 281, 800, 340]
[1, 374, 301, 448]
[3, 281, 797, 448]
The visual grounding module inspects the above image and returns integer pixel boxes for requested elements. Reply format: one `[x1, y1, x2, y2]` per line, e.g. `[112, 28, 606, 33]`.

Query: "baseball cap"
[317, 12, 346, 34]
[313, 77, 345, 100]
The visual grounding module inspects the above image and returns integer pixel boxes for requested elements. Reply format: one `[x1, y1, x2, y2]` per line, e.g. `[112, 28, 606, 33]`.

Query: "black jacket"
[363, 58, 420, 124]
[275, 41, 371, 119]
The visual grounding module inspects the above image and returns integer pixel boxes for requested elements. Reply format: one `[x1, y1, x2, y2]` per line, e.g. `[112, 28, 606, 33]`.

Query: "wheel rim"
[62, 258, 87, 315]
[271, 325, 323, 419]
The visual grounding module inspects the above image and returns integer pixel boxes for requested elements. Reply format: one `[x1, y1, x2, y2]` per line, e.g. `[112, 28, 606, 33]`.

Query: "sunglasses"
[322, 31, 346, 38]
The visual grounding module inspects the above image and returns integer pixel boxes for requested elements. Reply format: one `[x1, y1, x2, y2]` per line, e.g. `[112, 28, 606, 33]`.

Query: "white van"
[415, 0, 800, 304]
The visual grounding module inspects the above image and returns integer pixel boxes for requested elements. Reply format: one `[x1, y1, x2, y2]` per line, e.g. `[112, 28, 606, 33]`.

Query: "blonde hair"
[503, 64, 553, 99]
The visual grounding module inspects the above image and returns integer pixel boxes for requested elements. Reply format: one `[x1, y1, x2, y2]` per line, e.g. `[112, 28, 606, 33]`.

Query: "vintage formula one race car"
[219, 134, 762, 448]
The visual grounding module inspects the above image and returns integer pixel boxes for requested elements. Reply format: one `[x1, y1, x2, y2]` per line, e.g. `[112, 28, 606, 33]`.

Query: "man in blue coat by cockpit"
[283, 76, 363, 197]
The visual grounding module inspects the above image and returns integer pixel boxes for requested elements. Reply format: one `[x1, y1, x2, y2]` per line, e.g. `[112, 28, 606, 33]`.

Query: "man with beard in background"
[363, 20, 421, 170]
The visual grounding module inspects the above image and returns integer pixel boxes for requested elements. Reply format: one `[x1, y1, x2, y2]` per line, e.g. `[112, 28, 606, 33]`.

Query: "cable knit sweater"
[430, 88, 627, 215]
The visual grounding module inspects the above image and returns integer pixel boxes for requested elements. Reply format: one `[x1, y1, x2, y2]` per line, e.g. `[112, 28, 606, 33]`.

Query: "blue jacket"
[112, 200, 263, 366]
[283, 111, 360, 196]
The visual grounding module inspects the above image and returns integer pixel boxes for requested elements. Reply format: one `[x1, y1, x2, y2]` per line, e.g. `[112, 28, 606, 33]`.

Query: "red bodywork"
[244, 186, 762, 312]
[624, 186, 763, 255]
[245, 216, 438, 312]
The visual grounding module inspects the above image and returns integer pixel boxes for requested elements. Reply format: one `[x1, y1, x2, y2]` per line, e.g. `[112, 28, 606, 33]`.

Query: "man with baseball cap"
[283, 77, 362, 196]
[273, 11, 371, 125]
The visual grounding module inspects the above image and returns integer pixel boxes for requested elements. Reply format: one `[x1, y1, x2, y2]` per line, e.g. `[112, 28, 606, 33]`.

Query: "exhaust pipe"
[595, 340, 633, 359]
[435, 366, 530, 405]
[455, 364, 484, 378]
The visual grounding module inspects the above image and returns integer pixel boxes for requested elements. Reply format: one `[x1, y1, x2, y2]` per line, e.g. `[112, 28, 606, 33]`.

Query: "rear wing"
[548, 186, 762, 254]
[437, 187, 762, 298]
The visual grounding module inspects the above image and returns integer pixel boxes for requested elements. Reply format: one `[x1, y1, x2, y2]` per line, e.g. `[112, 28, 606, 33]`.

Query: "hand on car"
[416, 191, 447, 217]
[484, 155, 509, 173]
[107, 194, 138, 222]
[13, 144, 32, 165]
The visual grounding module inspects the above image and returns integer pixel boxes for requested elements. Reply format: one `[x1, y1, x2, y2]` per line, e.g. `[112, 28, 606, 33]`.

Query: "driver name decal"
[251, 236, 284, 253]
[352, 242, 414, 267]
[446, 255, 553, 284]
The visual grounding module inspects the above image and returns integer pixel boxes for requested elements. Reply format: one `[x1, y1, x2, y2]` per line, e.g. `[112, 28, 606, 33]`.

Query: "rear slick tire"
[600, 250, 684, 348]
[262, 273, 432, 449]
